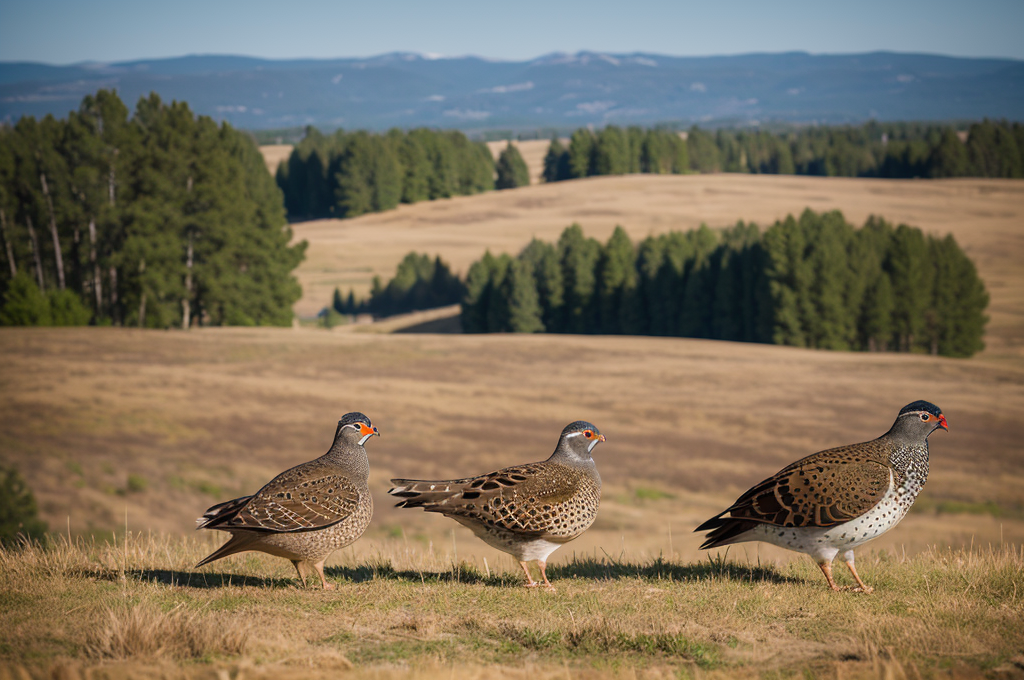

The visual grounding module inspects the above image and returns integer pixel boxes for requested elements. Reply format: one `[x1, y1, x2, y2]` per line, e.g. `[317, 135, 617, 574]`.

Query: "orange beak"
[595, 433, 607, 442]
[937, 414, 948, 431]
[359, 422, 379, 437]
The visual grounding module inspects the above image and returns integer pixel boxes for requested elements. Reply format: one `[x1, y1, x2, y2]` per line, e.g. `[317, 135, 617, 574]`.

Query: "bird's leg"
[843, 551, 873, 594]
[538, 560, 555, 592]
[314, 559, 335, 591]
[292, 560, 310, 588]
[519, 561, 539, 588]
[817, 560, 841, 591]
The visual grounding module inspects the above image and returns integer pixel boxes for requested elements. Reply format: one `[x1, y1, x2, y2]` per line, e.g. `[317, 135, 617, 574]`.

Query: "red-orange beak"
[596, 433, 607, 442]
[359, 422, 379, 437]
[937, 414, 948, 431]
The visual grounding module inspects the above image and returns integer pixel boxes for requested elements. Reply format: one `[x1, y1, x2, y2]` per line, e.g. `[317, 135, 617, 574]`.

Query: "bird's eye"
[921, 414, 930, 421]
[584, 430, 593, 439]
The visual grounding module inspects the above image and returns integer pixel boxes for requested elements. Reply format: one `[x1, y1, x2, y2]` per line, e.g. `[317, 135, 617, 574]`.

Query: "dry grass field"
[2, 173, 1024, 678]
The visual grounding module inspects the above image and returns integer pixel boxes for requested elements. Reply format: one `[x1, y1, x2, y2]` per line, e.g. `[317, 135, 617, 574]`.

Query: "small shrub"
[0, 273, 52, 326]
[126, 474, 148, 493]
[49, 289, 92, 326]
[0, 465, 48, 545]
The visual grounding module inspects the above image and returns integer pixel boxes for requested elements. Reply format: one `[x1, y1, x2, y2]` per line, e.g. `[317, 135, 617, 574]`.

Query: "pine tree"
[928, 129, 969, 178]
[861, 272, 895, 351]
[558, 224, 601, 333]
[505, 259, 544, 332]
[762, 215, 810, 346]
[542, 138, 570, 183]
[929, 235, 988, 357]
[519, 238, 564, 332]
[686, 127, 721, 173]
[677, 226, 720, 338]
[567, 129, 595, 179]
[593, 127, 630, 176]
[887, 224, 932, 352]
[495, 142, 530, 189]
[484, 254, 513, 332]
[596, 226, 638, 334]
[461, 253, 494, 333]
[399, 134, 431, 203]
[635, 236, 665, 335]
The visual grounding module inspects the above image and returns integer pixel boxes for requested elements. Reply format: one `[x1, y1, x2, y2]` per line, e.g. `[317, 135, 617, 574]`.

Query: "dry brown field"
[3, 325, 1023, 550]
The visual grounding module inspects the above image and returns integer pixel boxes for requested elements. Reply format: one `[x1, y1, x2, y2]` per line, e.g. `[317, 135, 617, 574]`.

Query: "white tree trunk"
[0, 208, 16, 277]
[40, 173, 66, 290]
[137, 258, 146, 328]
[88, 218, 102, 313]
[27, 216, 45, 290]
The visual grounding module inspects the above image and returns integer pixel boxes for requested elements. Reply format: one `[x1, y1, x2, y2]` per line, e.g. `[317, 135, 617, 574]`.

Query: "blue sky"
[1, 0, 1022, 64]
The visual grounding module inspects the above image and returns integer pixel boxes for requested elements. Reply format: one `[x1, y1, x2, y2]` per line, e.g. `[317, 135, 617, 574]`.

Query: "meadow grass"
[1, 532, 1021, 679]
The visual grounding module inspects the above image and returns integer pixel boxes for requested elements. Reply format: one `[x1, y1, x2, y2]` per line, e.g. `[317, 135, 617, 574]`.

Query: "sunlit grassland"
[1, 532, 1022, 680]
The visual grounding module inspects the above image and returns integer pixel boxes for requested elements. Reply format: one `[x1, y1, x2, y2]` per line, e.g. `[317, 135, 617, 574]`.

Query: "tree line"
[331, 252, 463, 319]
[276, 127, 497, 220]
[544, 120, 1024, 181]
[0, 90, 305, 328]
[459, 210, 988, 358]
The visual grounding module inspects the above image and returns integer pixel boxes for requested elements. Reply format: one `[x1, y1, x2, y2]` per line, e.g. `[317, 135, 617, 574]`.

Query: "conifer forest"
[0, 90, 304, 328]
[458, 212, 989, 358]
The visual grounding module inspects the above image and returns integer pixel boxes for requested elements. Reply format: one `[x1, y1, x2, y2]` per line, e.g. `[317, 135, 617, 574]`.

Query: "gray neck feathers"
[548, 436, 600, 487]
[325, 438, 370, 483]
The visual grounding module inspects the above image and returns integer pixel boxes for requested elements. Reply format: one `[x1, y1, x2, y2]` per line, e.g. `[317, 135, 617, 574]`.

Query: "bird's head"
[892, 400, 947, 439]
[558, 420, 606, 459]
[335, 412, 380, 447]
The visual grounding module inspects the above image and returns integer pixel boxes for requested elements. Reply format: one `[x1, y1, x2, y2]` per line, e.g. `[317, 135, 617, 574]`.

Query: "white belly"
[743, 471, 913, 563]
[455, 517, 565, 563]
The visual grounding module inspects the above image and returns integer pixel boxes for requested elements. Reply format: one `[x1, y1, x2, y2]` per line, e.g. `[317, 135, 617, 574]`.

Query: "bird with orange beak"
[696, 401, 947, 592]
[196, 412, 379, 589]
[389, 421, 606, 590]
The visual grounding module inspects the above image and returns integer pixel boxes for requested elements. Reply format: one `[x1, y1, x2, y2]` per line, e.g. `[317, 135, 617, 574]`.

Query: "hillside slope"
[290, 174, 1024, 355]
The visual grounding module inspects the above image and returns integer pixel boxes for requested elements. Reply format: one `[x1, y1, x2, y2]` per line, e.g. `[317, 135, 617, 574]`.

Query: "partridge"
[695, 401, 947, 592]
[196, 412, 379, 589]
[388, 421, 605, 590]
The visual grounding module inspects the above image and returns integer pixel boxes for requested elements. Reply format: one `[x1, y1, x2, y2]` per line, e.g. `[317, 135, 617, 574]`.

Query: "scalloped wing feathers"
[200, 467, 363, 534]
[389, 462, 599, 541]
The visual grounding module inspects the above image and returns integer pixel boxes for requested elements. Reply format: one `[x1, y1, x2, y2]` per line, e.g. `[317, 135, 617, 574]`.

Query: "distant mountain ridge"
[2, 50, 1022, 131]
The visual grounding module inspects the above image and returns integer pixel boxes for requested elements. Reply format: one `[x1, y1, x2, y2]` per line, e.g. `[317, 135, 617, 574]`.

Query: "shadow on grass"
[125, 569, 298, 589]
[107, 555, 799, 589]
[328, 554, 801, 587]
[324, 562, 514, 586]
[548, 554, 802, 585]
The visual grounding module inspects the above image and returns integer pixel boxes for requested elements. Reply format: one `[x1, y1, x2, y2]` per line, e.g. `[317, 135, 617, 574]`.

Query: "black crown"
[898, 401, 942, 417]
[339, 412, 372, 427]
[561, 420, 601, 437]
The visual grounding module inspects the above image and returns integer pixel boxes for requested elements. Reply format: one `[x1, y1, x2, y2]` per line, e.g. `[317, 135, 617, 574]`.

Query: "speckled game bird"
[695, 401, 947, 592]
[388, 421, 606, 590]
[196, 412, 379, 590]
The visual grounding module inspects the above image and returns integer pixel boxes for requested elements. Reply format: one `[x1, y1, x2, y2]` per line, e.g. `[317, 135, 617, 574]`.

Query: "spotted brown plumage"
[695, 401, 947, 592]
[195, 412, 379, 589]
[389, 421, 605, 590]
